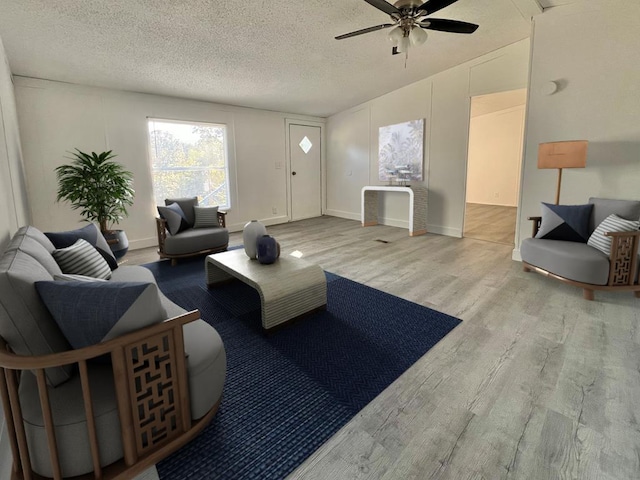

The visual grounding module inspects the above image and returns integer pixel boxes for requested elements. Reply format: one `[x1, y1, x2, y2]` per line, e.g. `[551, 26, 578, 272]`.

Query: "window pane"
[148, 119, 230, 209]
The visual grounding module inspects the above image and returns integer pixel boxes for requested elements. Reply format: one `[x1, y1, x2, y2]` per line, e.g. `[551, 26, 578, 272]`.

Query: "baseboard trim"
[127, 217, 292, 252]
[129, 236, 158, 251]
[323, 209, 462, 238]
[466, 201, 518, 208]
[428, 224, 462, 238]
[324, 209, 360, 221]
[376, 216, 408, 229]
[512, 248, 522, 262]
[43, 214, 468, 257]
[227, 216, 289, 233]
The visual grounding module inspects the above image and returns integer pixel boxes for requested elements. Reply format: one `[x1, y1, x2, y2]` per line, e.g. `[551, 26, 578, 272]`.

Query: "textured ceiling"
[0, 0, 533, 117]
[470, 88, 527, 117]
[537, 0, 579, 6]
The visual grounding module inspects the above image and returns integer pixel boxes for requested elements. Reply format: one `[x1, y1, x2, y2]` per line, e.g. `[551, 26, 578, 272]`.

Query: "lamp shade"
[538, 140, 588, 169]
[388, 26, 404, 44]
[397, 35, 410, 53]
[409, 26, 428, 46]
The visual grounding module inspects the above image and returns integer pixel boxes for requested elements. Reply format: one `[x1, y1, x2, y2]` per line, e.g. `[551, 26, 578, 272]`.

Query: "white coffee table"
[205, 249, 327, 331]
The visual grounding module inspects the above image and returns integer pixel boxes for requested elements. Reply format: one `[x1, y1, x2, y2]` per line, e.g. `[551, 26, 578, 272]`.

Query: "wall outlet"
[275, 161, 283, 170]
[494, 192, 499, 198]
[272, 207, 277, 214]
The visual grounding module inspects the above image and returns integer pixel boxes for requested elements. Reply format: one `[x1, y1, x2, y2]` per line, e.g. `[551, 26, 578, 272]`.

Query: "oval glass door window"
[299, 136, 313, 154]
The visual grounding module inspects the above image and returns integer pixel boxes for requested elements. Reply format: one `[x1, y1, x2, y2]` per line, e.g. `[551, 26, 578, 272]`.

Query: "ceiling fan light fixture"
[388, 26, 404, 44]
[409, 26, 428, 46]
[335, 0, 479, 59]
[397, 34, 410, 54]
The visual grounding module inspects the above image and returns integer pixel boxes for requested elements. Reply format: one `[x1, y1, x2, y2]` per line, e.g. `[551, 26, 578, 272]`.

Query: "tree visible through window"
[148, 119, 230, 209]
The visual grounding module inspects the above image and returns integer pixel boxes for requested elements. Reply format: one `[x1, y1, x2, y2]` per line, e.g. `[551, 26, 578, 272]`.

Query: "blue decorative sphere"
[256, 235, 280, 265]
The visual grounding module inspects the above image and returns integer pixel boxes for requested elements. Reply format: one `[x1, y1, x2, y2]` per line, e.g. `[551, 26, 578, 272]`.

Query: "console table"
[361, 185, 428, 236]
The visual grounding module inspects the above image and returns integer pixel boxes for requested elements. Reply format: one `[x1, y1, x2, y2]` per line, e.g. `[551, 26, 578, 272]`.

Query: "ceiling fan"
[336, 0, 479, 56]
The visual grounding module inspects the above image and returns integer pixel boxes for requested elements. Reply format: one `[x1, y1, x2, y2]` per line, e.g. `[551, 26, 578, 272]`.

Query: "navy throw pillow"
[45, 223, 118, 270]
[535, 203, 594, 242]
[35, 281, 167, 358]
[158, 202, 190, 235]
[165, 197, 198, 228]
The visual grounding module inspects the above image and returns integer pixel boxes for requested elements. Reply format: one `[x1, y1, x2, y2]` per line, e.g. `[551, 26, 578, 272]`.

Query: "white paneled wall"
[326, 39, 530, 237]
[0, 33, 30, 480]
[0, 36, 29, 251]
[14, 78, 324, 248]
[326, 107, 371, 221]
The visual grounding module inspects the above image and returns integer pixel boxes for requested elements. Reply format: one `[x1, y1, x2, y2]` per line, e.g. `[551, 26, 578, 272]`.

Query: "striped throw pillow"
[587, 214, 640, 256]
[193, 206, 219, 228]
[52, 238, 112, 280]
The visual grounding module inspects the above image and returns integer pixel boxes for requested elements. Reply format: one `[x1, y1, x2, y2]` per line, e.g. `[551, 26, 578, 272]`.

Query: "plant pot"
[103, 230, 129, 260]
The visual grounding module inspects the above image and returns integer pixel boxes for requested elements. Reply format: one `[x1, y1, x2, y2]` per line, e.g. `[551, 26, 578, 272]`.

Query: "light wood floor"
[129, 216, 640, 480]
[464, 203, 517, 246]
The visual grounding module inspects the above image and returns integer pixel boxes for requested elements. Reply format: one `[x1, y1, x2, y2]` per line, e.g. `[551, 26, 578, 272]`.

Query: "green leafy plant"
[55, 149, 135, 233]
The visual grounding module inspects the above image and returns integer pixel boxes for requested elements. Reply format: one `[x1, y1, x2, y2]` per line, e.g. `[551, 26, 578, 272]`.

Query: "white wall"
[0, 37, 29, 252]
[466, 104, 525, 207]
[326, 39, 530, 237]
[14, 78, 324, 249]
[514, 0, 640, 258]
[0, 33, 30, 480]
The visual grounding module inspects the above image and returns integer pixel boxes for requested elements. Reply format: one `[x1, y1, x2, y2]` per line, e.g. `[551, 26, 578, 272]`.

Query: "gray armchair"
[156, 197, 229, 266]
[521, 197, 640, 300]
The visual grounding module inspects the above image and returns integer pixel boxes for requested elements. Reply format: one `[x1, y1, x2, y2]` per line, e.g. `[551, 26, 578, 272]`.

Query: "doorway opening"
[463, 89, 527, 245]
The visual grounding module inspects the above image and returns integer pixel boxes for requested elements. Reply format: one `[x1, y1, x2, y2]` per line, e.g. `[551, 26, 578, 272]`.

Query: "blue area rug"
[143, 255, 461, 480]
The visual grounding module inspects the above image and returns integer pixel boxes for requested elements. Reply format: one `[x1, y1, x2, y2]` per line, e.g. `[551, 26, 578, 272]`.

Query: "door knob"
[292, 171, 297, 175]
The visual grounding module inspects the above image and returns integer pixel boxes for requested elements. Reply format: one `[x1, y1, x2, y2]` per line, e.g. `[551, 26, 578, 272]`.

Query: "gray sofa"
[0, 225, 226, 478]
[521, 197, 640, 300]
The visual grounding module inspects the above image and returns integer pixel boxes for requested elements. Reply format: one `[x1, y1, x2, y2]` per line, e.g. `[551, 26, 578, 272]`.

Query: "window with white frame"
[148, 118, 230, 209]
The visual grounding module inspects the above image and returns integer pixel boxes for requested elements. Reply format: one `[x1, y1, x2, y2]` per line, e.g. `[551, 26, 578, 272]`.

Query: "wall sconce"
[541, 81, 559, 96]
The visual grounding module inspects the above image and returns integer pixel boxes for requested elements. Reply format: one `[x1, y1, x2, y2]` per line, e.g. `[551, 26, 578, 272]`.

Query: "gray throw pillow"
[193, 206, 219, 228]
[587, 214, 640, 256]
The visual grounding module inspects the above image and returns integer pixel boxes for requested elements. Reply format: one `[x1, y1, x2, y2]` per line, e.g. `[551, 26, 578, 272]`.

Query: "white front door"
[289, 124, 321, 221]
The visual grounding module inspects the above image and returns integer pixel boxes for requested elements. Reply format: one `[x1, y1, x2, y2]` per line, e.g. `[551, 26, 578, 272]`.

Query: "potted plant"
[55, 149, 135, 259]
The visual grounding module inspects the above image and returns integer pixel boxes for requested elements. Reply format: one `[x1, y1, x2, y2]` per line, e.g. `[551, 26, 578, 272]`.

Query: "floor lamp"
[538, 140, 588, 204]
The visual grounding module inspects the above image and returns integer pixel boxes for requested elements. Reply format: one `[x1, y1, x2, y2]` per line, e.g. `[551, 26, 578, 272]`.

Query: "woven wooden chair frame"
[156, 211, 228, 266]
[523, 216, 640, 300]
[0, 311, 220, 480]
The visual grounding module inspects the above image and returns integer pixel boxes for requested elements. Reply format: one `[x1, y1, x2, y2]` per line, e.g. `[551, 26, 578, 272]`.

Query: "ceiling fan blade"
[335, 23, 394, 40]
[363, 0, 401, 16]
[416, 0, 459, 15]
[420, 18, 479, 34]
